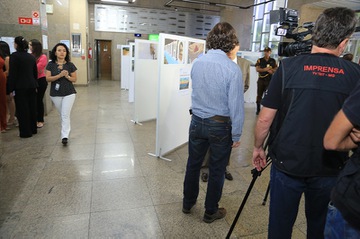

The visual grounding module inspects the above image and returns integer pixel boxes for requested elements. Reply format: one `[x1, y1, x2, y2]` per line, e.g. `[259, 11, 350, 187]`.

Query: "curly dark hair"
[312, 7, 358, 49]
[14, 36, 29, 52]
[206, 22, 239, 53]
[49, 43, 71, 62]
[30, 39, 43, 60]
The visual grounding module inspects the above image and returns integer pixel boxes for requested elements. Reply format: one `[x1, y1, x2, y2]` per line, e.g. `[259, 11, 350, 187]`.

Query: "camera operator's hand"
[252, 146, 267, 171]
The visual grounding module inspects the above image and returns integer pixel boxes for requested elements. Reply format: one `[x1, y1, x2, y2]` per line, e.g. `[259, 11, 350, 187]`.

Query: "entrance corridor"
[0, 80, 306, 238]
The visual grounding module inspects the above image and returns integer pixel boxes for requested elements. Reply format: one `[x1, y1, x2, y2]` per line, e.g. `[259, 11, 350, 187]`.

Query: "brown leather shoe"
[203, 208, 227, 223]
[182, 202, 196, 214]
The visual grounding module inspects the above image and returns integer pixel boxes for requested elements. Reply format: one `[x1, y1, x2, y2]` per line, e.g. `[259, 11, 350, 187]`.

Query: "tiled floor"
[0, 80, 306, 238]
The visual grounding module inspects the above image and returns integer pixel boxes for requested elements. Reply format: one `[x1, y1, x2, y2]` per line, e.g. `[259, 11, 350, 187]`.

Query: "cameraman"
[252, 7, 360, 239]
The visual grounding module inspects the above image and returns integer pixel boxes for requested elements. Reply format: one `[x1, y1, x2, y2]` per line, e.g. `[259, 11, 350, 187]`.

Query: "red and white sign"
[32, 11, 40, 25]
[18, 17, 33, 25]
[32, 11, 39, 18]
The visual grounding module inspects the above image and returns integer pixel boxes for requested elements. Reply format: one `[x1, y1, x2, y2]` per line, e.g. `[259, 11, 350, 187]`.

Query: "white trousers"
[50, 94, 76, 139]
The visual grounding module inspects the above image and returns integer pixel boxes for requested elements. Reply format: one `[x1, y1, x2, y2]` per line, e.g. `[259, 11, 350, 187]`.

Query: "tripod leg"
[226, 170, 260, 239]
[262, 181, 271, 206]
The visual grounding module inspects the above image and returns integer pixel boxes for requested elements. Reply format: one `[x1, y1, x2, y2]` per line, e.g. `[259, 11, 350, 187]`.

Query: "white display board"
[154, 33, 206, 158]
[120, 45, 130, 89]
[133, 39, 159, 123]
[128, 42, 135, 102]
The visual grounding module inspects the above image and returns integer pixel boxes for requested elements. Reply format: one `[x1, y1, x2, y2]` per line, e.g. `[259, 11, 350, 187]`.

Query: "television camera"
[272, 8, 314, 57]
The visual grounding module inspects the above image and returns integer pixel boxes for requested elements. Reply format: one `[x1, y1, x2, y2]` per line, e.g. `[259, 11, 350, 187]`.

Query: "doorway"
[95, 40, 112, 80]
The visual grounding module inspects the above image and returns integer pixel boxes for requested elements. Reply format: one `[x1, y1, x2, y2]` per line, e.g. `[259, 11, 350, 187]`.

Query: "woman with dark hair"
[29, 39, 48, 128]
[46, 43, 77, 145]
[0, 45, 7, 132]
[7, 36, 38, 138]
[0, 41, 16, 128]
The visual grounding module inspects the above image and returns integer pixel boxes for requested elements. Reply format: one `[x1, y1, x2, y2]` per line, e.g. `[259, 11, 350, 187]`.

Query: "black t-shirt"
[255, 57, 277, 80]
[343, 80, 360, 129]
[263, 53, 360, 177]
[46, 61, 77, 97]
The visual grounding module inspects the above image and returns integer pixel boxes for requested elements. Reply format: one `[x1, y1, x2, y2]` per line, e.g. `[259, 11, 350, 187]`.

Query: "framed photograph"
[164, 39, 185, 64]
[188, 41, 205, 64]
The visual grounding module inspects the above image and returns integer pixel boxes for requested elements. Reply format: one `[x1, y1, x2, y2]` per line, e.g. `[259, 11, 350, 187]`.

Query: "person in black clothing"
[7, 36, 38, 138]
[252, 7, 360, 239]
[255, 47, 277, 115]
[323, 81, 360, 238]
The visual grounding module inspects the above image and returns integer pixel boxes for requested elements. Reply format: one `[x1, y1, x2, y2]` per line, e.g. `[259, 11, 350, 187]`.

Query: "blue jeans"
[183, 114, 232, 214]
[324, 203, 360, 239]
[268, 165, 337, 239]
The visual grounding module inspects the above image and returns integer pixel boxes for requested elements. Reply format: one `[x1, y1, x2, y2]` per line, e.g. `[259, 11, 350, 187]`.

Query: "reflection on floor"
[0, 80, 306, 238]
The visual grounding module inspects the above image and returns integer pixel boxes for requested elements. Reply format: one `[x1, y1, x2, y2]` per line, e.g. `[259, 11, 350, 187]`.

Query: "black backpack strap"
[267, 60, 293, 147]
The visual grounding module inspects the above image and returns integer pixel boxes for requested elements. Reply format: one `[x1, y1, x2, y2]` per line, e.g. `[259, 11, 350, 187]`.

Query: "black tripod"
[226, 157, 272, 239]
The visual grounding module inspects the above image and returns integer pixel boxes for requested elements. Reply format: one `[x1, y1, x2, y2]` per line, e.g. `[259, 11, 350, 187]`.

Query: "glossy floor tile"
[0, 80, 307, 238]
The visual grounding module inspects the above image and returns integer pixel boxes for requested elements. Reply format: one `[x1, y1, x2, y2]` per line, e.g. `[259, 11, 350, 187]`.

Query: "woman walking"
[46, 43, 77, 145]
[29, 39, 48, 128]
[7, 36, 38, 138]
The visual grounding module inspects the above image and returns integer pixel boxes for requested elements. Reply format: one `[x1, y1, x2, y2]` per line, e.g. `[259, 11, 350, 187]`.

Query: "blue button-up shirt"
[191, 49, 244, 142]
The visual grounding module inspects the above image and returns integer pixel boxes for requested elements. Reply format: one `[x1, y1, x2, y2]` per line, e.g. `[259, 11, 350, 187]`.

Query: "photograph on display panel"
[164, 38, 185, 64]
[188, 41, 205, 63]
[179, 68, 190, 90]
[122, 46, 130, 55]
[138, 42, 157, 60]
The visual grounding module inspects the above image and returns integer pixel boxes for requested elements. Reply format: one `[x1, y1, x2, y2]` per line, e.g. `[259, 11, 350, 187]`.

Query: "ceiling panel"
[309, 0, 360, 11]
[88, 0, 360, 13]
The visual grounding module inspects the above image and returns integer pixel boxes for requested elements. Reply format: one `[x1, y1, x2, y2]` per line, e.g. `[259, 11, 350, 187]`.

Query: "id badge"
[55, 83, 60, 91]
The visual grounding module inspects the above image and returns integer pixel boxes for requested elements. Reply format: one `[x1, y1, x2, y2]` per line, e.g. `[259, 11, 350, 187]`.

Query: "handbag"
[331, 149, 360, 230]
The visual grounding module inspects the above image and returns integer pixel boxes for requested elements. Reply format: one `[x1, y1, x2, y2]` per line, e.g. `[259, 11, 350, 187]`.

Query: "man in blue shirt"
[182, 22, 244, 223]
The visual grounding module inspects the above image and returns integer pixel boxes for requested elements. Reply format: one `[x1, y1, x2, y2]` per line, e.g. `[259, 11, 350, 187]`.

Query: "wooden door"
[98, 40, 112, 80]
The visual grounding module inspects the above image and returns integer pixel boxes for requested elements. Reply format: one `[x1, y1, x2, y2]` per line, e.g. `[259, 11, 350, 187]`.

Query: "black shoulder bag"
[331, 148, 360, 230]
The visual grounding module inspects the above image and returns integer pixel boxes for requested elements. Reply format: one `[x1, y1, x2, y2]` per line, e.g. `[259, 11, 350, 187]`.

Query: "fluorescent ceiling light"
[101, 0, 129, 3]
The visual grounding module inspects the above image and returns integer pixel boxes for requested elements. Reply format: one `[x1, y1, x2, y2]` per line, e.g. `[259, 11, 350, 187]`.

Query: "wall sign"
[71, 33, 81, 57]
[18, 17, 33, 25]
